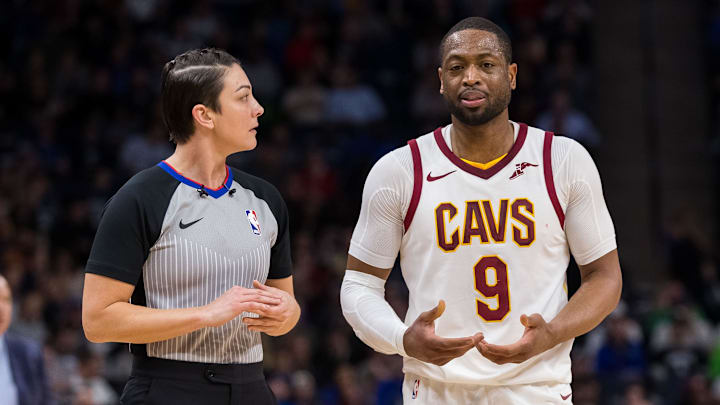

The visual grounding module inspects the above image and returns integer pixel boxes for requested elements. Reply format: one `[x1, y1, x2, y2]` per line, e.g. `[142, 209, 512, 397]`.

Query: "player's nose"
[462, 65, 482, 86]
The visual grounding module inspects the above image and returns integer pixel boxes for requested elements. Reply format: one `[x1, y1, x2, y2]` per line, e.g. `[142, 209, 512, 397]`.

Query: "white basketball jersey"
[400, 123, 572, 385]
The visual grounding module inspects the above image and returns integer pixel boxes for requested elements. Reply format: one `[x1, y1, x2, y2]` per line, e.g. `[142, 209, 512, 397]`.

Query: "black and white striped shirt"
[85, 161, 292, 364]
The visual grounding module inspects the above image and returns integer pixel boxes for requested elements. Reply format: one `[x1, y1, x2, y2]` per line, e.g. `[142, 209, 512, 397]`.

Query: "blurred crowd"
[0, 0, 717, 404]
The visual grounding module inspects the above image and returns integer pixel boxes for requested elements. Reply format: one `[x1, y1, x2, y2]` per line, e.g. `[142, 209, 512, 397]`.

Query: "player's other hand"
[476, 313, 558, 364]
[403, 300, 483, 366]
[242, 280, 300, 336]
[203, 285, 282, 328]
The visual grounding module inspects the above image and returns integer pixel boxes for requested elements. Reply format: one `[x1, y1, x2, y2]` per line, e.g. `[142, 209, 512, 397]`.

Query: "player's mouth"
[250, 125, 258, 135]
[459, 90, 487, 108]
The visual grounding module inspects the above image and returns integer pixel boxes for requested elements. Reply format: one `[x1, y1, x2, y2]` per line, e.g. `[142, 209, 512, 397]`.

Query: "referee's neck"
[165, 138, 228, 189]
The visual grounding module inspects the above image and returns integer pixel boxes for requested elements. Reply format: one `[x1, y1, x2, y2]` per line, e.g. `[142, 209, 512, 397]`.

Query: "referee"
[81, 48, 300, 404]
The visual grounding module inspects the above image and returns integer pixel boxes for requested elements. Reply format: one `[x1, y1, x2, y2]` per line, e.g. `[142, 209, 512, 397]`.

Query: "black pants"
[120, 356, 276, 405]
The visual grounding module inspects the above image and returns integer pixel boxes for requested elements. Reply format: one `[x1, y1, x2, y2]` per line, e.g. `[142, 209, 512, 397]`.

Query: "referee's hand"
[242, 280, 301, 336]
[402, 300, 483, 366]
[203, 285, 282, 328]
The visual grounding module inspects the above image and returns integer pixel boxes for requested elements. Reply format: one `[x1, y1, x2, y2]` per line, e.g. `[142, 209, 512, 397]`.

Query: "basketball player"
[340, 17, 621, 404]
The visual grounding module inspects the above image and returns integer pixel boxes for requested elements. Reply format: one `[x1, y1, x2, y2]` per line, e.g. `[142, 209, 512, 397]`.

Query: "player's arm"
[344, 256, 480, 365]
[544, 249, 621, 342]
[477, 251, 621, 364]
[243, 276, 301, 336]
[82, 274, 279, 343]
[340, 151, 480, 365]
[478, 139, 621, 364]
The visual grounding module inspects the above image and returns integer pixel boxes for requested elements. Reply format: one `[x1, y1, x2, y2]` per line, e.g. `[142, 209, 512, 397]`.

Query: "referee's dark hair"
[160, 48, 241, 144]
[439, 17, 512, 65]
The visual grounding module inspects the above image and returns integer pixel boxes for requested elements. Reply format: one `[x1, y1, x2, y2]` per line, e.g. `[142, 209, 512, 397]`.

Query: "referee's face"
[212, 64, 265, 153]
[0, 276, 11, 336]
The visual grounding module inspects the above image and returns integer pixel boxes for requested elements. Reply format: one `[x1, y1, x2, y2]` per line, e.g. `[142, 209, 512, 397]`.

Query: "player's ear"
[438, 67, 444, 94]
[191, 104, 215, 131]
[508, 63, 517, 90]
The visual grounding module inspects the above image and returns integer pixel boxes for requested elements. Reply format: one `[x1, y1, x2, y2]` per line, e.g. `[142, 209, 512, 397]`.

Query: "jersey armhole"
[543, 131, 565, 229]
[404, 139, 423, 232]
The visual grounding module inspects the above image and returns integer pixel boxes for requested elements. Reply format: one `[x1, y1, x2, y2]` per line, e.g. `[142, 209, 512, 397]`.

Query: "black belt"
[131, 355, 265, 384]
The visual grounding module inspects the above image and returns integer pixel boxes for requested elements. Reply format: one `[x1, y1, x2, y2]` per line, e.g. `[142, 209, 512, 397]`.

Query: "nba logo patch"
[245, 210, 261, 235]
[412, 379, 420, 399]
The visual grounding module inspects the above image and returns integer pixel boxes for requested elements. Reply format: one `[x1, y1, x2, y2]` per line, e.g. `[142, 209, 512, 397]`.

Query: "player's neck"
[449, 112, 514, 164]
[165, 134, 228, 189]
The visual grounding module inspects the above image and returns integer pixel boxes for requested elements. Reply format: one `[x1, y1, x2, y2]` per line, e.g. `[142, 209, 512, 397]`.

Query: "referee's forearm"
[84, 301, 207, 343]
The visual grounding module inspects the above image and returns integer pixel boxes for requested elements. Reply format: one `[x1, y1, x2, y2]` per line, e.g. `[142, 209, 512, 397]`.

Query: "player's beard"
[444, 84, 512, 126]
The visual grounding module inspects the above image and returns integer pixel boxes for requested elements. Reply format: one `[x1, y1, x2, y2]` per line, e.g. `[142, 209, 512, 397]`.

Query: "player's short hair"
[160, 48, 240, 144]
[439, 17, 512, 65]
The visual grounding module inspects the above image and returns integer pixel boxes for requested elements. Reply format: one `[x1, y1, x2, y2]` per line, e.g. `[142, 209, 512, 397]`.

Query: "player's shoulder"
[524, 123, 589, 165]
[374, 128, 438, 173]
[551, 133, 594, 168]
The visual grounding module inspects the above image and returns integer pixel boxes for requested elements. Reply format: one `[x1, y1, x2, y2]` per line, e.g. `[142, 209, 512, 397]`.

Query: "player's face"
[0, 277, 12, 335]
[438, 29, 517, 126]
[213, 64, 264, 153]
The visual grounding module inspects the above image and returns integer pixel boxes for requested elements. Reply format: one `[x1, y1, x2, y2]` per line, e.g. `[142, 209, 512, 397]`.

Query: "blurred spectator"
[243, 44, 283, 103]
[282, 69, 328, 127]
[650, 306, 711, 405]
[0, 275, 54, 405]
[68, 348, 117, 405]
[119, 121, 174, 176]
[411, 69, 449, 133]
[8, 290, 47, 343]
[535, 87, 601, 148]
[325, 64, 386, 125]
[623, 381, 655, 405]
[594, 306, 646, 403]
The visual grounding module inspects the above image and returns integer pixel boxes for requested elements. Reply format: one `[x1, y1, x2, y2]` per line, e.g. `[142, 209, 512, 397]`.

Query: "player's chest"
[408, 157, 561, 253]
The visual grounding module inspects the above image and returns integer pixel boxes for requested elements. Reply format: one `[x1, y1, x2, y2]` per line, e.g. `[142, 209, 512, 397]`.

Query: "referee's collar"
[158, 161, 234, 199]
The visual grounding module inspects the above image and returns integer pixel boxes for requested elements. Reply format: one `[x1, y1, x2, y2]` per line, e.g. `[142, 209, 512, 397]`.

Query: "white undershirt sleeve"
[348, 147, 412, 269]
[340, 270, 409, 356]
[554, 138, 617, 265]
[342, 148, 413, 356]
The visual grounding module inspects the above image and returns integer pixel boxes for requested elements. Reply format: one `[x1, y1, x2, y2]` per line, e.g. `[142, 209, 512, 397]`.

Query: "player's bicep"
[577, 249, 621, 282]
[347, 254, 392, 280]
[563, 143, 617, 265]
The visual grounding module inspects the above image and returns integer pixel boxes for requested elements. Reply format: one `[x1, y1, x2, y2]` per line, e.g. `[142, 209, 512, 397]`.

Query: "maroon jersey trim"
[404, 139, 423, 232]
[433, 123, 528, 179]
[543, 131, 565, 228]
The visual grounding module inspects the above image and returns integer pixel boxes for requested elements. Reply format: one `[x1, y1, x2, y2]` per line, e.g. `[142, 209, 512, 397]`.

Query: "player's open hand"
[403, 300, 483, 366]
[476, 313, 558, 364]
[242, 280, 300, 336]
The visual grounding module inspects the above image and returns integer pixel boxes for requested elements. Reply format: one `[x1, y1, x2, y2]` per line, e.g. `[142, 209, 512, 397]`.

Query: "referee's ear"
[191, 104, 215, 131]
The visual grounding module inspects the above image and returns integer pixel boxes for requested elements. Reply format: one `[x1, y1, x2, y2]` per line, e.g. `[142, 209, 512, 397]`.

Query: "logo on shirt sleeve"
[246, 210, 261, 235]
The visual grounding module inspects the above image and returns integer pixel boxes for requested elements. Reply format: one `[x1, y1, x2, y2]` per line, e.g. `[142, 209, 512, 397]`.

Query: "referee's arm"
[82, 178, 289, 343]
[82, 274, 281, 343]
[242, 277, 301, 336]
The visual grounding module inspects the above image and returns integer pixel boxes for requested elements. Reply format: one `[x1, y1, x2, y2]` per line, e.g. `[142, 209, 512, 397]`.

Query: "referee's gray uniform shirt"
[86, 161, 292, 364]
